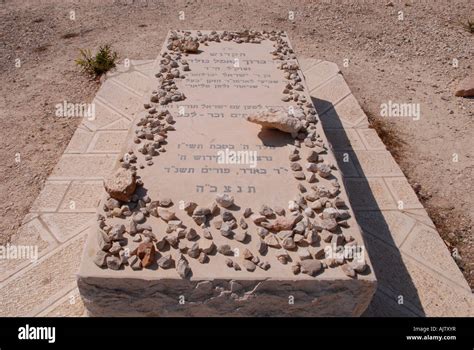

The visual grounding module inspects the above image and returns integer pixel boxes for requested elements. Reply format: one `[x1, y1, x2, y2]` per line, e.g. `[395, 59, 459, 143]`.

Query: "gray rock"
[320, 230, 332, 243]
[203, 228, 213, 239]
[307, 151, 319, 162]
[192, 215, 207, 226]
[97, 229, 112, 251]
[157, 208, 177, 222]
[137, 223, 153, 233]
[157, 254, 173, 269]
[293, 233, 304, 244]
[351, 260, 368, 273]
[129, 255, 142, 270]
[292, 263, 301, 275]
[290, 162, 302, 171]
[132, 212, 146, 224]
[109, 242, 122, 255]
[183, 201, 197, 215]
[341, 264, 356, 278]
[109, 224, 125, 241]
[215, 193, 234, 208]
[217, 244, 233, 256]
[221, 211, 235, 222]
[322, 218, 338, 232]
[314, 248, 326, 260]
[276, 249, 290, 264]
[264, 234, 281, 248]
[316, 163, 332, 178]
[242, 248, 254, 260]
[213, 219, 223, 229]
[193, 206, 211, 216]
[274, 206, 285, 216]
[159, 198, 173, 207]
[277, 230, 292, 241]
[106, 255, 122, 270]
[234, 231, 248, 242]
[306, 162, 319, 173]
[289, 153, 300, 161]
[164, 234, 178, 247]
[308, 173, 317, 183]
[300, 260, 323, 276]
[243, 208, 253, 218]
[187, 242, 201, 258]
[198, 252, 208, 264]
[322, 207, 339, 219]
[298, 183, 307, 193]
[293, 171, 306, 180]
[281, 237, 296, 250]
[93, 250, 108, 268]
[178, 241, 188, 252]
[257, 239, 267, 254]
[225, 258, 234, 267]
[185, 227, 198, 241]
[298, 248, 312, 260]
[259, 204, 274, 218]
[220, 222, 233, 237]
[251, 214, 267, 224]
[242, 259, 256, 272]
[176, 254, 191, 278]
[105, 198, 121, 210]
[257, 227, 269, 238]
[293, 222, 306, 235]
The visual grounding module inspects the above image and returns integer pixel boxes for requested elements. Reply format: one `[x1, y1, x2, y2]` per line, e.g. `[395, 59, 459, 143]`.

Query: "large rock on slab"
[135, 242, 156, 268]
[104, 168, 136, 202]
[247, 109, 303, 137]
[269, 214, 303, 232]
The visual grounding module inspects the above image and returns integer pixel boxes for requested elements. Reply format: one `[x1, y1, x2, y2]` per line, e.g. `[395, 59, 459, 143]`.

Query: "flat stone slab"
[4, 45, 470, 317]
[77, 30, 376, 316]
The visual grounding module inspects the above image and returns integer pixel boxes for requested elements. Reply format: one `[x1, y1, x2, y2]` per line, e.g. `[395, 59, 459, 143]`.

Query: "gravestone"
[77, 30, 377, 316]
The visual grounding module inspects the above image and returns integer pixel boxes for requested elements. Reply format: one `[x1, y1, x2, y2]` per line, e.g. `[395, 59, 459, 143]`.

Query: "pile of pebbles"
[95, 188, 367, 279]
[132, 109, 174, 167]
[92, 30, 368, 280]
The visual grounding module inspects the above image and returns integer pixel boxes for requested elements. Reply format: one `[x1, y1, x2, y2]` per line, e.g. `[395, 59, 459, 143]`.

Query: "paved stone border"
[300, 58, 472, 317]
[0, 60, 155, 316]
[1, 58, 471, 317]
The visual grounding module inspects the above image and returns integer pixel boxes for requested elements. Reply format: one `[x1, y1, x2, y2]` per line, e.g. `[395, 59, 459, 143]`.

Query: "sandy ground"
[0, 0, 472, 287]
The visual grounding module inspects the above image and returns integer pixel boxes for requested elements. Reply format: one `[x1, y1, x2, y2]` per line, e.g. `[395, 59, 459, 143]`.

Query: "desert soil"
[0, 0, 472, 287]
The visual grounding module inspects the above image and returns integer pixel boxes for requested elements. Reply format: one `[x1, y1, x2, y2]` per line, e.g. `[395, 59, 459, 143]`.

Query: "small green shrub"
[75, 44, 118, 77]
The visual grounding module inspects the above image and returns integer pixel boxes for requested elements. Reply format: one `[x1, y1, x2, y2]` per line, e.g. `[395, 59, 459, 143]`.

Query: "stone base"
[78, 228, 376, 317]
[78, 278, 375, 317]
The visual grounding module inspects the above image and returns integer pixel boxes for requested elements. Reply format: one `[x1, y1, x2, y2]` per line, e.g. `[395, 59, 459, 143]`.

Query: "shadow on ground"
[312, 96, 425, 317]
